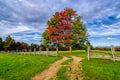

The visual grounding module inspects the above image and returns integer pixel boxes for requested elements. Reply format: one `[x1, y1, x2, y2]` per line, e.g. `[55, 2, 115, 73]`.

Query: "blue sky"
[0, 0, 120, 47]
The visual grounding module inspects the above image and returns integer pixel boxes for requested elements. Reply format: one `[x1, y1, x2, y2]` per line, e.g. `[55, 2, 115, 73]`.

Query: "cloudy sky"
[0, 0, 120, 47]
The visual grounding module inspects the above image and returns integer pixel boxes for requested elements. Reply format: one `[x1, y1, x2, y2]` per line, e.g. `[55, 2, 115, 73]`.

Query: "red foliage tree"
[20, 42, 28, 49]
[42, 8, 88, 54]
[47, 8, 77, 46]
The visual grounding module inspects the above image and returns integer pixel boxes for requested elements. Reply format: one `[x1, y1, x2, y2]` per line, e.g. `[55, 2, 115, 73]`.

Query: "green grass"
[57, 56, 73, 80]
[56, 66, 70, 80]
[82, 58, 120, 80]
[0, 53, 61, 80]
[115, 51, 120, 55]
[91, 50, 111, 54]
[59, 50, 87, 58]
[61, 57, 73, 65]
[91, 50, 120, 55]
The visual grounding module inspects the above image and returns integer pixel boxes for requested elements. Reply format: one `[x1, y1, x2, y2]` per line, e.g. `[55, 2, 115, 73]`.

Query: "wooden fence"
[0, 48, 58, 57]
[87, 45, 120, 61]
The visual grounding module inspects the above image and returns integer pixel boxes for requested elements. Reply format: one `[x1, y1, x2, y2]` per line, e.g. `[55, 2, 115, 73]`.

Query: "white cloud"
[89, 21, 120, 36]
[33, 34, 41, 40]
[116, 14, 120, 19]
[107, 37, 112, 40]
[0, 0, 120, 45]
[11, 30, 41, 44]
[0, 21, 30, 36]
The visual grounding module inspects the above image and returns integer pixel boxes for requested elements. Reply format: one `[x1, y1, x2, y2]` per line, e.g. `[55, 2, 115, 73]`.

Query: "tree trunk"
[56, 46, 58, 56]
[29, 49, 31, 55]
[46, 48, 49, 56]
[69, 45, 72, 54]
[39, 47, 41, 56]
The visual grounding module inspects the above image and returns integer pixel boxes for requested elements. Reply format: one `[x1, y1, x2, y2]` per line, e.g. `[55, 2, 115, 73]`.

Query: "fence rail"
[0, 50, 58, 57]
[87, 46, 120, 61]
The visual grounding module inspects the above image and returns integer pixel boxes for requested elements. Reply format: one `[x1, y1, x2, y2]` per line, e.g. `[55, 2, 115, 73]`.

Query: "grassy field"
[1, 50, 120, 80]
[59, 50, 87, 58]
[82, 58, 120, 80]
[59, 50, 120, 80]
[0, 53, 61, 80]
[115, 51, 120, 55]
[91, 50, 120, 55]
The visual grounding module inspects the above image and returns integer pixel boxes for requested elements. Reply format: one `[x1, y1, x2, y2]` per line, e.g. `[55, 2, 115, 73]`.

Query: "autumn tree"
[20, 42, 28, 49]
[71, 16, 89, 50]
[42, 8, 88, 54]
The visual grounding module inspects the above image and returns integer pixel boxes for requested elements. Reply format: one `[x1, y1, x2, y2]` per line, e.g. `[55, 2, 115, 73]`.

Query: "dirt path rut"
[70, 56, 83, 80]
[31, 57, 68, 80]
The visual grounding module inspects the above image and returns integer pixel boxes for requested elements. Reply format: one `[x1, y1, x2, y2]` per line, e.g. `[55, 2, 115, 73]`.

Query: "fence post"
[56, 46, 58, 57]
[25, 49, 27, 55]
[34, 48, 36, 56]
[23, 49, 25, 55]
[111, 45, 115, 61]
[16, 49, 19, 54]
[87, 46, 90, 60]
[29, 49, 31, 55]
[19, 50, 21, 55]
[46, 48, 49, 56]
[69, 45, 72, 54]
[22, 49, 24, 55]
[39, 47, 41, 56]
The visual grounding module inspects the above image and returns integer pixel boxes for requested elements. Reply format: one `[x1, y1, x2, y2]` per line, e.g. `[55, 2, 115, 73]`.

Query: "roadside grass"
[58, 50, 87, 79]
[56, 56, 73, 80]
[0, 53, 61, 80]
[1, 50, 120, 80]
[81, 58, 120, 80]
[56, 66, 70, 80]
[61, 57, 73, 65]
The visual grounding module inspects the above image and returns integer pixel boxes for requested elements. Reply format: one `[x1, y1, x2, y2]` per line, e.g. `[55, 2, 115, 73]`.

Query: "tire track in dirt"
[31, 56, 68, 80]
[70, 56, 84, 80]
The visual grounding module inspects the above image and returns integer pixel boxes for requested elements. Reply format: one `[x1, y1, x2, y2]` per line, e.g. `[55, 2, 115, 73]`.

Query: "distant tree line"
[93, 47, 120, 51]
[0, 35, 91, 52]
[0, 35, 40, 51]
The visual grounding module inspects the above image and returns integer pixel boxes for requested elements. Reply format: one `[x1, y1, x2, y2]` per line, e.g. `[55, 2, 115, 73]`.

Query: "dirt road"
[31, 57, 68, 80]
[70, 56, 84, 80]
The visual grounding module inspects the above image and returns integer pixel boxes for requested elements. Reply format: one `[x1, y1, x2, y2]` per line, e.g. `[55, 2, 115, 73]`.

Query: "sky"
[0, 0, 120, 47]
